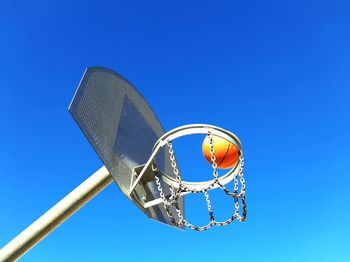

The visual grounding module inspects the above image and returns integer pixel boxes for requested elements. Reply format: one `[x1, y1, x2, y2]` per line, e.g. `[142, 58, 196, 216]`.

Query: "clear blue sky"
[1, 0, 349, 261]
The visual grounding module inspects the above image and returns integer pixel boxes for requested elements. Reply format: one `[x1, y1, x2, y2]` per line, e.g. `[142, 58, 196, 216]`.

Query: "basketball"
[202, 135, 239, 169]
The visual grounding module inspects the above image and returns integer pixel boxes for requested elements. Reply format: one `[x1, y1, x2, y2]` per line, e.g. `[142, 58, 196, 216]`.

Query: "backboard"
[68, 67, 184, 228]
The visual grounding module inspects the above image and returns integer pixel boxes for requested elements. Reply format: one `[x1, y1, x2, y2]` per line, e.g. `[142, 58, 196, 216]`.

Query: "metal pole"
[0, 166, 113, 262]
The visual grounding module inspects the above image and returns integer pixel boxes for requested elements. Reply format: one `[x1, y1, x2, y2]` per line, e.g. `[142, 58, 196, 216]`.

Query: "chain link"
[153, 132, 247, 231]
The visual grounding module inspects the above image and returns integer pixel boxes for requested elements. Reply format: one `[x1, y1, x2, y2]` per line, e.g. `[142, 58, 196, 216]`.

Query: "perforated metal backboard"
[69, 67, 184, 228]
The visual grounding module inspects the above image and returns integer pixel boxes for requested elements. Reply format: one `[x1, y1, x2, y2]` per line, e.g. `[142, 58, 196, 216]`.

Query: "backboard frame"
[68, 66, 184, 228]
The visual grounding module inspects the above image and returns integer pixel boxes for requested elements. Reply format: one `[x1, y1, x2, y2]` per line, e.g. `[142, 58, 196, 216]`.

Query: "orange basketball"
[202, 135, 239, 169]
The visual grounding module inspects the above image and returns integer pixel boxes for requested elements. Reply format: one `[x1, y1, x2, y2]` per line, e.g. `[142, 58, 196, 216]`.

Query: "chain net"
[152, 132, 246, 231]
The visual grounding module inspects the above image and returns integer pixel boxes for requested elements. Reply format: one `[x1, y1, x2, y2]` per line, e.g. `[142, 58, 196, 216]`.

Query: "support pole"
[0, 166, 113, 262]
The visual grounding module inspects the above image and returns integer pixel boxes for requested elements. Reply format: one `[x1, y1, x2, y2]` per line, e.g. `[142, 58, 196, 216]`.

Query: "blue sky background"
[1, 0, 350, 261]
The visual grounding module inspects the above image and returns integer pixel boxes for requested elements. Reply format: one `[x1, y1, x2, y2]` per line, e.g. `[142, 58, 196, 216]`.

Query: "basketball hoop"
[131, 124, 247, 231]
[0, 68, 249, 261]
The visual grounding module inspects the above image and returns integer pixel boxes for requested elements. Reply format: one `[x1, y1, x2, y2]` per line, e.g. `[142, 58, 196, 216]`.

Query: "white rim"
[150, 124, 243, 191]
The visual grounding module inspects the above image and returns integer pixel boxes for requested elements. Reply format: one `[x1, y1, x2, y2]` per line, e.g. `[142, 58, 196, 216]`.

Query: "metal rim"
[150, 124, 243, 191]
